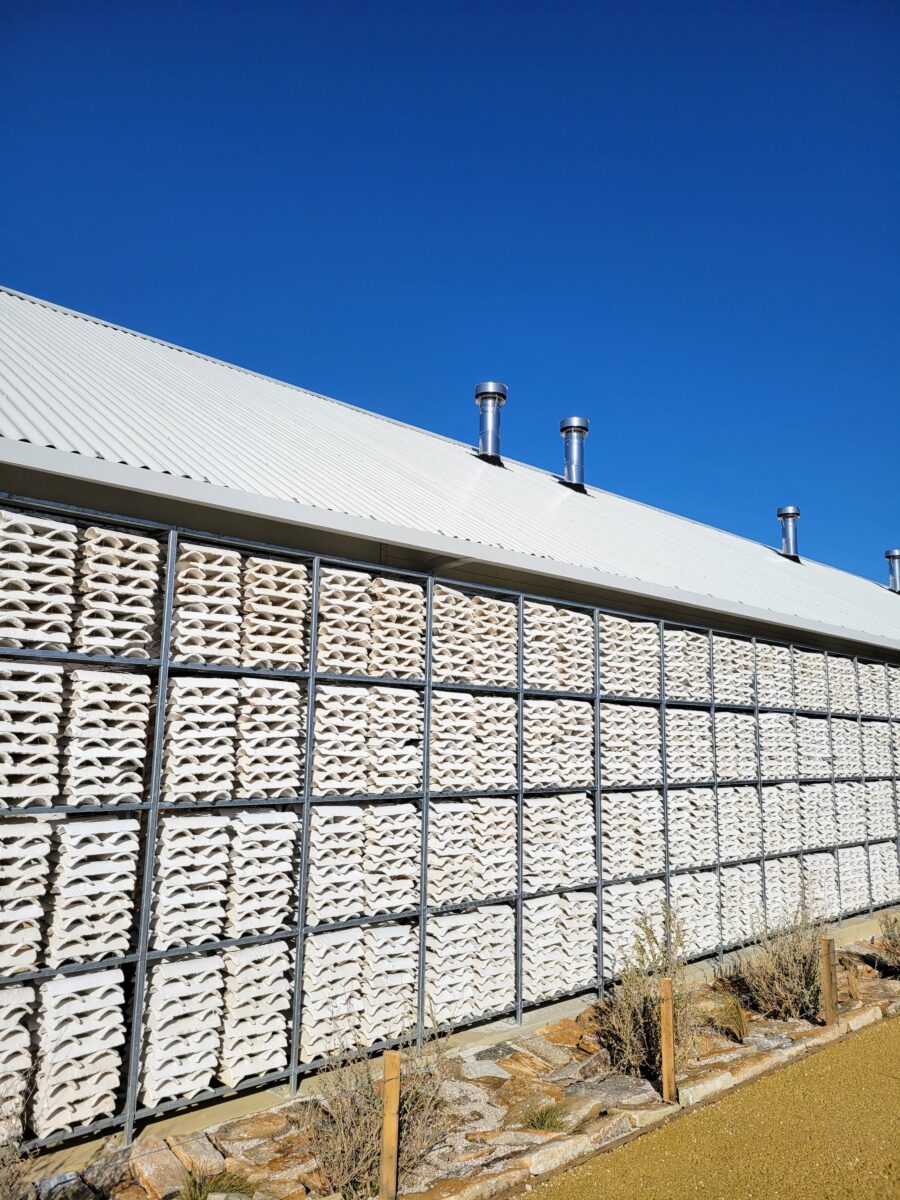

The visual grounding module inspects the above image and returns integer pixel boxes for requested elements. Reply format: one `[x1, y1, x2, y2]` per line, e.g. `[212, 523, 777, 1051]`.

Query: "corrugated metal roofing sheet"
[0, 285, 898, 653]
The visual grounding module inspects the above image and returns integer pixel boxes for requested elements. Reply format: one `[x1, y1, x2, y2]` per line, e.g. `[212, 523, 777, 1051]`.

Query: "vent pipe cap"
[777, 505, 801, 519]
[559, 416, 589, 488]
[777, 505, 800, 559]
[474, 382, 507, 460]
[559, 415, 589, 435]
[886, 548, 900, 593]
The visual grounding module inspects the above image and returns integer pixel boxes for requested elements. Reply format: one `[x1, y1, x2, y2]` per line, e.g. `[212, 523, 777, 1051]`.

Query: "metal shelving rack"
[0, 488, 898, 1152]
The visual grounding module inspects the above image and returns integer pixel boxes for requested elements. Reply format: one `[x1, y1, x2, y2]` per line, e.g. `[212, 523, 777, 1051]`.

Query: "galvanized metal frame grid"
[1, 489, 899, 1151]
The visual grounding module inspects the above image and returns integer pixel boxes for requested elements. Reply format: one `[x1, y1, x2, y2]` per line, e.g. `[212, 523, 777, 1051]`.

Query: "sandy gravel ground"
[527, 1016, 900, 1200]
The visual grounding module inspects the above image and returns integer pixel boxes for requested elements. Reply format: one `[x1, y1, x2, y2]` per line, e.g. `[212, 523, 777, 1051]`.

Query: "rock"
[36, 1174, 96, 1200]
[81, 1147, 132, 1196]
[509, 1036, 572, 1068]
[563, 1074, 660, 1109]
[626, 1103, 672, 1129]
[246, 1183, 306, 1200]
[508, 1134, 595, 1175]
[536, 1019, 583, 1048]
[576, 1032, 603, 1055]
[456, 1048, 511, 1081]
[235, 1131, 326, 1192]
[741, 1034, 791, 1051]
[473, 1042, 519, 1062]
[403, 1167, 530, 1200]
[839, 1004, 882, 1032]
[109, 1186, 148, 1200]
[726, 1050, 780, 1085]
[497, 1076, 563, 1111]
[494, 1050, 550, 1080]
[676, 1069, 733, 1107]
[209, 1111, 291, 1157]
[129, 1136, 188, 1200]
[576, 1048, 611, 1080]
[208, 1194, 249, 1200]
[581, 1112, 633, 1146]
[544, 1061, 584, 1084]
[439, 1079, 505, 1132]
[168, 1133, 225, 1175]
[554, 1095, 606, 1126]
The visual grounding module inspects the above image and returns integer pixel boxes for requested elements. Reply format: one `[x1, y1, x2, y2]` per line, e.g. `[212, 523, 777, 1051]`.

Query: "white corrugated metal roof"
[0, 285, 898, 654]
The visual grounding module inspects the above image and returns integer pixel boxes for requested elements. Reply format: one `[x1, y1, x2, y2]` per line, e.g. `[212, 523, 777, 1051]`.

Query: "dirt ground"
[526, 1016, 900, 1200]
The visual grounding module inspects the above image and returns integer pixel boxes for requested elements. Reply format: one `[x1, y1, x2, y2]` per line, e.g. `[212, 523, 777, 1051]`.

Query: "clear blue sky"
[2, 2, 898, 583]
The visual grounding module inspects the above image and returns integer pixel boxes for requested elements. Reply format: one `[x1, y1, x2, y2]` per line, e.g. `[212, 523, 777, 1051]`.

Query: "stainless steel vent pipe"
[474, 382, 507, 460]
[886, 548, 900, 593]
[560, 416, 589, 487]
[777, 505, 800, 559]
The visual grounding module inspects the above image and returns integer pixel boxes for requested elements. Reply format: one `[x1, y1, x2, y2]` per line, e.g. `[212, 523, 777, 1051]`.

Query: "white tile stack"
[799, 783, 838, 850]
[316, 569, 372, 676]
[431, 585, 474, 683]
[226, 810, 299, 937]
[524, 893, 597, 1001]
[888, 666, 900, 717]
[802, 852, 840, 920]
[601, 790, 665, 878]
[764, 857, 803, 929]
[429, 691, 516, 793]
[827, 656, 858, 715]
[365, 803, 420, 915]
[0, 984, 33, 1143]
[868, 842, 900, 907]
[861, 721, 893, 779]
[665, 710, 714, 784]
[368, 577, 426, 680]
[837, 846, 869, 913]
[599, 704, 662, 787]
[792, 649, 828, 711]
[601, 879, 666, 976]
[667, 788, 717, 868]
[670, 871, 719, 957]
[63, 670, 152, 806]
[142, 955, 225, 1106]
[151, 813, 231, 949]
[523, 602, 593, 693]
[523, 699, 594, 789]
[425, 907, 514, 1024]
[219, 942, 292, 1086]
[834, 782, 867, 845]
[755, 643, 794, 709]
[864, 781, 896, 841]
[300, 928, 365, 1059]
[45, 818, 140, 966]
[0, 818, 54, 974]
[162, 678, 239, 804]
[361, 923, 418, 1044]
[831, 718, 863, 779]
[432, 586, 517, 688]
[762, 783, 802, 855]
[663, 629, 710, 702]
[306, 806, 365, 924]
[716, 786, 762, 862]
[242, 557, 309, 669]
[366, 687, 424, 794]
[757, 713, 797, 781]
[720, 863, 764, 945]
[0, 662, 65, 808]
[713, 636, 755, 705]
[170, 543, 241, 665]
[75, 527, 160, 658]
[714, 712, 758, 782]
[313, 685, 369, 795]
[236, 679, 304, 798]
[30, 969, 126, 1138]
[0, 509, 77, 652]
[796, 716, 831, 780]
[599, 615, 659, 698]
[428, 796, 516, 904]
[857, 662, 889, 718]
[522, 793, 595, 891]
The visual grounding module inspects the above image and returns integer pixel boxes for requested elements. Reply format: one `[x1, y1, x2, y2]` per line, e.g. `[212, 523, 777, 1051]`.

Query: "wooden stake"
[820, 936, 838, 1025]
[659, 976, 676, 1103]
[379, 1049, 401, 1200]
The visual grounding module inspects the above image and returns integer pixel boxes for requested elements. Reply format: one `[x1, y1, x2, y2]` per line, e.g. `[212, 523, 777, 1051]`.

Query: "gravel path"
[528, 1016, 900, 1200]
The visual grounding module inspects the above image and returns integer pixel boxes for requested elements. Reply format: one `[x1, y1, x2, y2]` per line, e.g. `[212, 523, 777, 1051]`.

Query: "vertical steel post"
[854, 657, 874, 916]
[884, 669, 900, 885]
[789, 649, 805, 916]
[289, 557, 321, 1089]
[658, 621, 672, 950]
[415, 577, 435, 1045]
[751, 638, 769, 933]
[823, 652, 844, 922]
[514, 595, 525, 1023]
[122, 528, 178, 1145]
[707, 632, 724, 964]
[592, 610, 605, 998]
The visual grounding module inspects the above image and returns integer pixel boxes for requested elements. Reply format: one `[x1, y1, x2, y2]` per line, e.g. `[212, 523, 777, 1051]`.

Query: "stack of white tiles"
[316, 569, 371, 676]
[431, 585, 474, 683]
[368, 577, 425, 680]
[831, 718, 863, 779]
[601, 790, 665, 878]
[865, 780, 897, 842]
[524, 893, 597, 1000]
[828, 656, 859, 715]
[0, 984, 33, 1143]
[713, 636, 755, 705]
[670, 871, 719, 957]
[792, 649, 828, 712]
[888, 665, 900, 718]
[523, 602, 593, 693]
[858, 662, 889, 718]
[425, 907, 514, 1024]
[835, 782, 867, 846]
[242, 557, 308, 669]
[367, 688, 424, 794]
[714, 713, 757, 782]
[142, 956, 225, 1106]
[837, 845, 869, 913]
[361, 923, 417, 1045]
[45, 818, 140, 966]
[151, 814, 231, 949]
[756, 642, 794, 709]
[868, 841, 900, 906]
[762, 783, 802, 855]
[0, 662, 65, 809]
[799, 783, 838, 850]
[162, 678, 239, 804]
[601, 879, 665, 976]
[63, 671, 152, 806]
[802, 853, 840, 920]
[1, 819, 54, 979]
[75, 527, 160, 658]
[663, 629, 710, 702]
[796, 717, 831, 780]
[599, 615, 659, 697]
[522, 793, 595, 891]
[862, 722, 893, 780]
[236, 679, 304, 798]
[170, 543, 241, 664]
[306, 806, 365, 923]
[665, 711, 713, 784]
[758, 713, 797, 781]
[226, 810, 298, 938]
[220, 943, 292, 1086]
[300, 929, 365, 1059]
[717, 787, 761, 862]
[523, 700, 594, 789]
[432, 586, 517, 688]
[313, 686, 368, 795]
[429, 691, 516, 792]
[765, 856, 803, 929]
[523, 602, 557, 691]
[667, 788, 717, 868]
[31, 969, 126, 1138]
[0, 509, 77, 652]
[365, 804, 420, 914]
[558, 892, 598, 992]
[428, 797, 516, 904]
[599, 705, 662, 787]
[720, 863, 764, 944]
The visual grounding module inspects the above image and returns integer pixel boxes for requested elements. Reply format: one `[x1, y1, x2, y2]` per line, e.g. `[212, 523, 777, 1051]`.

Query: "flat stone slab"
[129, 1136, 188, 1200]
[564, 1073, 661, 1108]
[509, 1134, 595, 1175]
[168, 1132, 225, 1175]
[509, 1035, 573, 1068]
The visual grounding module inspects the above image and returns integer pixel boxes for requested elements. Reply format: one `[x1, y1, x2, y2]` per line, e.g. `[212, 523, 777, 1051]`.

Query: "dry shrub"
[711, 992, 749, 1043]
[300, 1038, 452, 1199]
[0, 1142, 29, 1200]
[591, 905, 700, 1079]
[728, 914, 823, 1021]
[879, 911, 900, 970]
[179, 1169, 254, 1200]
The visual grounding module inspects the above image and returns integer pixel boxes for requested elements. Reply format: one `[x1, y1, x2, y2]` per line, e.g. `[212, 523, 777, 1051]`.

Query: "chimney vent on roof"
[560, 416, 589, 489]
[474, 382, 507, 462]
[886, 548, 900, 593]
[777, 505, 800, 560]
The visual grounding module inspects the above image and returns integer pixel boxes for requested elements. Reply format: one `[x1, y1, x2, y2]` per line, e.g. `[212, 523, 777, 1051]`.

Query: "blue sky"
[2, 1, 898, 583]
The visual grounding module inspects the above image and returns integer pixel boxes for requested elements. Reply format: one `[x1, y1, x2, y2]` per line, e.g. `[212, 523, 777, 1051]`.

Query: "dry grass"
[711, 992, 750, 1043]
[878, 910, 900, 970]
[178, 1169, 254, 1200]
[299, 1038, 452, 1199]
[517, 1101, 570, 1133]
[590, 905, 700, 1079]
[726, 914, 823, 1021]
[0, 1142, 29, 1200]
